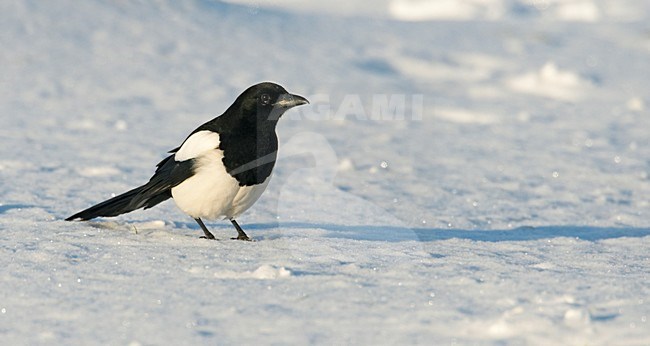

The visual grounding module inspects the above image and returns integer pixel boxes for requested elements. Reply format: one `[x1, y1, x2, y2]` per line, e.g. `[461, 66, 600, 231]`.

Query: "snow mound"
[224, 0, 649, 22]
[554, 0, 600, 22]
[434, 107, 500, 124]
[626, 97, 645, 112]
[389, 0, 498, 21]
[506, 62, 592, 101]
[213, 265, 292, 280]
[77, 166, 121, 177]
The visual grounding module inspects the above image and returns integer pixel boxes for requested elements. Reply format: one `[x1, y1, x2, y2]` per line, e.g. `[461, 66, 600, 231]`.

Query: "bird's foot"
[199, 235, 218, 240]
[231, 235, 253, 241]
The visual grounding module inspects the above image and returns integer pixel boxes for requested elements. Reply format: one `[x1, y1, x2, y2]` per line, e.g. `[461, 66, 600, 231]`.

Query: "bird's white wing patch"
[175, 130, 221, 161]
[171, 150, 239, 219]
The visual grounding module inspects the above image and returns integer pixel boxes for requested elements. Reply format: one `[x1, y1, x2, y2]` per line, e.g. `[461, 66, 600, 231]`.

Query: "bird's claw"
[231, 235, 253, 241]
[199, 235, 218, 240]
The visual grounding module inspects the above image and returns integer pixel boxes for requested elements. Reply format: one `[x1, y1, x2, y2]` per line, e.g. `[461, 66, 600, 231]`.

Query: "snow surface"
[1, 0, 649, 344]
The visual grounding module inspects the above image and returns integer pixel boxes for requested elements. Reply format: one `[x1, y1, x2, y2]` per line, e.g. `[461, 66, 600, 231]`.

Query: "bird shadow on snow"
[242, 222, 650, 243]
[72, 220, 649, 244]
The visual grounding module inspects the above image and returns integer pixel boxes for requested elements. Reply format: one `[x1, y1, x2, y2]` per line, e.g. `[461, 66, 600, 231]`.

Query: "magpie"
[66, 82, 309, 240]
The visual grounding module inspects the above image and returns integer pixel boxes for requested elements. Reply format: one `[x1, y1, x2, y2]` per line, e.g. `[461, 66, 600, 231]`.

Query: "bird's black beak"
[273, 93, 309, 109]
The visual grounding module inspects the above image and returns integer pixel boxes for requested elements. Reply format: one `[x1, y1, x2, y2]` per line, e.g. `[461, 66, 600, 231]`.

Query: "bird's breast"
[170, 149, 271, 220]
[219, 128, 278, 186]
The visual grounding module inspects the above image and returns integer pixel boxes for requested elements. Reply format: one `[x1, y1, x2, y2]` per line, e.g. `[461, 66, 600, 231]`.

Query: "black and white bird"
[66, 82, 309, 240]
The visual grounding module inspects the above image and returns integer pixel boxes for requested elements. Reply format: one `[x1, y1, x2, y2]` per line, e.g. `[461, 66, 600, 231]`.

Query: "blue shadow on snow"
[240, 222, 650, 242]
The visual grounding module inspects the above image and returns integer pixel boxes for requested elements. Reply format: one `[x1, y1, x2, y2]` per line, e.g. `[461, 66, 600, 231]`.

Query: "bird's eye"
[260, 94, 271, 106]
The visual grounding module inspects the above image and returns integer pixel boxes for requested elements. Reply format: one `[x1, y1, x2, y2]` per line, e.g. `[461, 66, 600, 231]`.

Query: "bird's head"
[233, 82, 309, 125]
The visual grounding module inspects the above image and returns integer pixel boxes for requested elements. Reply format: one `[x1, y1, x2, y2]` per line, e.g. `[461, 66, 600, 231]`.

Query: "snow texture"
[1, 0, 649, 345]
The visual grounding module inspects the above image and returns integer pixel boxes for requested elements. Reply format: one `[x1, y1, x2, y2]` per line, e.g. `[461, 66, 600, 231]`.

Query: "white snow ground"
[1, 0, 649, 344]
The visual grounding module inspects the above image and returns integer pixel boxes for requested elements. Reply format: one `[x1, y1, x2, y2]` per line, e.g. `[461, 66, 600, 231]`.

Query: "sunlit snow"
[1, 0, 649, 345]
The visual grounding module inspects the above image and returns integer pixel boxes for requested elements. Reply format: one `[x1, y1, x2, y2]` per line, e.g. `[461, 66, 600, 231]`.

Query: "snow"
[1, 0, 649, 344]
[506, 61, 592, 101]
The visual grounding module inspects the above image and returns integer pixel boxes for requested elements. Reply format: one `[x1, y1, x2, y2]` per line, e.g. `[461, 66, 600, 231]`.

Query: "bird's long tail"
[65, 184, 171, 221]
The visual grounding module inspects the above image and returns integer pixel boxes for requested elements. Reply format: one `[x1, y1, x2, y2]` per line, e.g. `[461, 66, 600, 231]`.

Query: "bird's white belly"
[226, 178, 270, 218]
[170, 150, 270, 220]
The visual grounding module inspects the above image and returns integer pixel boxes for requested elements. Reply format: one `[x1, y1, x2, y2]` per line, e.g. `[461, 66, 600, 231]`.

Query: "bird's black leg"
[230, 219, 251, 241]
[195, 218, 216, 240]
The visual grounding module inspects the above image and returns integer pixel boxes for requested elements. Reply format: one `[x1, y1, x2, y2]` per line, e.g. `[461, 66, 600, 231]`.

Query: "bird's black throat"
[219, 120, 278, 186]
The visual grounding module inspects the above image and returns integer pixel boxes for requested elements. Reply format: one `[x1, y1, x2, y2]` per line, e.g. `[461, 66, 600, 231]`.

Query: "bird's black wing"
[149, 154, 196, 194]
[66, 155, 195, 221]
